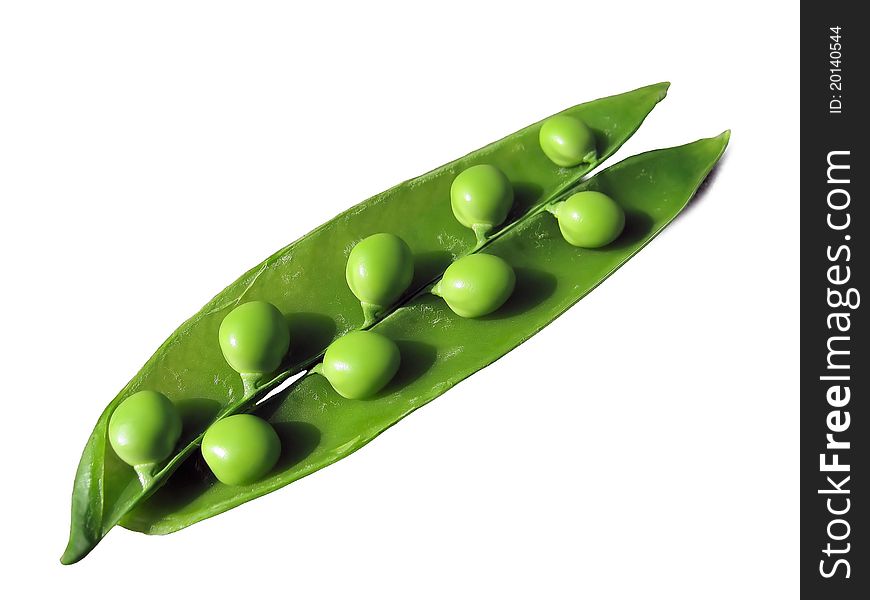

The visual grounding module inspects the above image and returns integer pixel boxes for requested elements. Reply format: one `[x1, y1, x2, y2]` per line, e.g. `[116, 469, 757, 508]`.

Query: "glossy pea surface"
[450, 165, 513, 237]
[321, 331, 400, 399]
[539, 115, 597, 167]
[218, 301, 290, 375]
[201, 415, 281, 486]
[553, 191, 625, 248]
[345, 233, 414, 309]
[108, 391, 182, 467]
[433, 254, 515, 318]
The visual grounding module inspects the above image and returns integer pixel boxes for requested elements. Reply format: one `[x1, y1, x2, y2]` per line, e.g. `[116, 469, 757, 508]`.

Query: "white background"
[1, 1, 799, 597]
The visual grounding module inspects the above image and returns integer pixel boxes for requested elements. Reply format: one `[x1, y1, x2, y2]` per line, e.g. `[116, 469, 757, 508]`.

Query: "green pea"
[549, 191, 625, 248]
[345, 233, 414, 324]
[539, 115, 597, 168]
[432, 254, 515, 318]
[108, 390, 182, 471]
[319, 331, 400, 399]
[218, 301, 290, 376]
[450, 164, 513, 244]
[201, 414, 281, 486]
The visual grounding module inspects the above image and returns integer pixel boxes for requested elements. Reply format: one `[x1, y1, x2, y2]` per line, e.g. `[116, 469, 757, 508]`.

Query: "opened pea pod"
[61, 83, 723, 565]
[123, 132, 729, 535]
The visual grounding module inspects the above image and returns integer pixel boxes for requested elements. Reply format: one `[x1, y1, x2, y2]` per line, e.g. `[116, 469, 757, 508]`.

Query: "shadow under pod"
[679, 157, 729, 218]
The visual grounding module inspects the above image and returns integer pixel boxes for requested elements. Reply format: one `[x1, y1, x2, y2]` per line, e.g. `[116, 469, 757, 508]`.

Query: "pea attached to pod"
[201, 414, 281, 486]
[346, 233, 414, 326]
[432, 253, 516, 318]
[450, 164, 514, 246]
[538, 114, 597, 168]
[219, 300, 290, 391]
[547, 190, 625, 248]
[108, 390, 182, 485]
[315, 330, 401, 400]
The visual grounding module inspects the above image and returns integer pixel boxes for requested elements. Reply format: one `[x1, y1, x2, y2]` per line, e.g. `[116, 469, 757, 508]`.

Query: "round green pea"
[539, 115, 597, 167]
[450, 165, 513, 238]
[346, 233, 414, 310]
[320, 331, 400, 399]
[433, 254, 515, 318]
[219, 301, 290, 375]
[201, 414, 281, 486]
[552, 191, 625, 248]
[108, 390, 182, 468]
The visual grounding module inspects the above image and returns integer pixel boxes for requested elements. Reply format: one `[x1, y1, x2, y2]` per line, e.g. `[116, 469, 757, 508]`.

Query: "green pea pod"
[123, 132, 730, 535]
[62, 83, 669, 564]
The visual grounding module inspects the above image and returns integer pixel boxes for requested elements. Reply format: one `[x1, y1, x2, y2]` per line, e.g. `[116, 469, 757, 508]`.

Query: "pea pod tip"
[649, 81, 670, 100]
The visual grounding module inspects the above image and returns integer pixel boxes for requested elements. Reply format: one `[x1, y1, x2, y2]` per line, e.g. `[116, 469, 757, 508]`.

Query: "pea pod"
[123, 132, 730, 535]
[61, 83, 669, 564]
